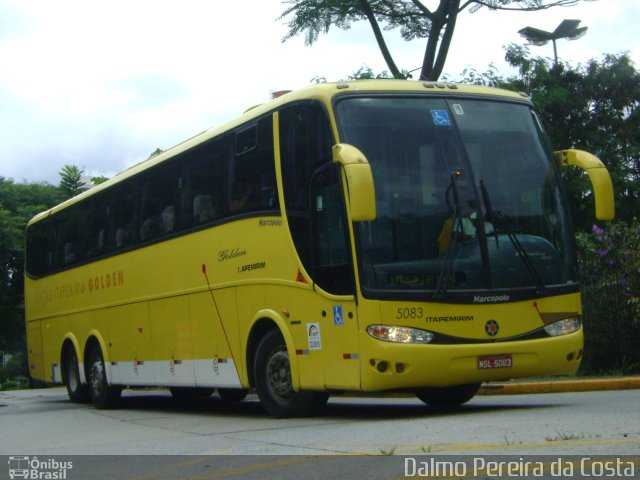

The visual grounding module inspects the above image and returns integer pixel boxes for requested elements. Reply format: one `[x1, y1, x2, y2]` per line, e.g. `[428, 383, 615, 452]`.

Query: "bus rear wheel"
[253, 330, 328, 418]
[87, 344, 122, 409]
[63, 346, 89, 403]
[415, 382, 481, 408]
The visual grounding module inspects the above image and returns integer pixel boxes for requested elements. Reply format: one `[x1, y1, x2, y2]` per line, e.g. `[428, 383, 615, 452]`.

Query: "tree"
[347, 64, 392, 79]
[0, 178, 61, 357]
[149, 148, 164, 158]
[58, 164, 87, 199]
[279, 0, 585, 81]
[91, 175, 109, 186]
[498, 46, 640, 231]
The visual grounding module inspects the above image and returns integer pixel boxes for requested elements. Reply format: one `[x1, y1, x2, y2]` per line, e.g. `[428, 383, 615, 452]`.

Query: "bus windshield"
[335, 95, 577, 300]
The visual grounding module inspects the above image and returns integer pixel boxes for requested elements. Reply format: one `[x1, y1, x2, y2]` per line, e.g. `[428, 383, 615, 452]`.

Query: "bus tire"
[169, 387, 215, 400]
[87, 344, 122, 409]
[415, 382, 481, 408]
[63, 346, 90, 403]
[218, 388, 248, 402]
[253, 329, 328, 418]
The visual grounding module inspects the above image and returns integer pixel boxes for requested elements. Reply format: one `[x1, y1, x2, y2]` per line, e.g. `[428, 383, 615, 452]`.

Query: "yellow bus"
[25, 80, 614, 417]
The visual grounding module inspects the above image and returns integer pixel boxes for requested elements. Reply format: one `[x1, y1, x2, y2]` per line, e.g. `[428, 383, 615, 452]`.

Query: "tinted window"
[189, 136, 231, 226]
[110, 181, 137, 250]
[310, 165, 354, 294]
[26, 114, 280, 277]
[140, 162, 183, 242]
[230, 116, 278, 214]
[279, 102, 334, 275]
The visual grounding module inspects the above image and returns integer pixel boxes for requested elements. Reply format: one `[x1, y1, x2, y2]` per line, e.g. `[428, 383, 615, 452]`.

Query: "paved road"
[1, 387, 638, 479]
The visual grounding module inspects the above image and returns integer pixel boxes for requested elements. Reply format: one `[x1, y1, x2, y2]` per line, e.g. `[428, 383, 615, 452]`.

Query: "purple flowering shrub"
[575, 220, 640, 373]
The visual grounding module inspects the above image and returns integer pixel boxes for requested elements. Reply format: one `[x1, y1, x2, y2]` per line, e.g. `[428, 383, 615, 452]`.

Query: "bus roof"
[28, 80, 529, 225]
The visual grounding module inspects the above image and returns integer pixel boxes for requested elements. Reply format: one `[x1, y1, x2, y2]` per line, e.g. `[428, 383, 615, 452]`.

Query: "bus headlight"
[367, 325, 435, 344]
[543, 317, 582, 337]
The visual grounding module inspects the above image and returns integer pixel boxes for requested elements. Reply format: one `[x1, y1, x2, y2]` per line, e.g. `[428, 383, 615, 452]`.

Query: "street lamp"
[518, 19, 588, 66]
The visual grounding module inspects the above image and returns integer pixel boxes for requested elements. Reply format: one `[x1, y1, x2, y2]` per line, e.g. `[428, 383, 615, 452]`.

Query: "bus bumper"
[359, 329, 583, 391]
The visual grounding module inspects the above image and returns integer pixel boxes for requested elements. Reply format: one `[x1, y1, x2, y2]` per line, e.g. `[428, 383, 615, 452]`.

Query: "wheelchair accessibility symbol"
[431, 109, 451, 126]
[332, 305, 344, 326]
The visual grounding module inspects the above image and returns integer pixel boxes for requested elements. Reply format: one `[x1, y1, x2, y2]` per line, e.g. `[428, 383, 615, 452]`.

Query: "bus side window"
[83, 195, 109, 260]
[189, 136, 230, 225]
[140, 162, 182, 241]
[56, 209, 82, 267]
[230, 117, 277, 214]
[26, 220, 50, 276]
[110, 182, 137, 250]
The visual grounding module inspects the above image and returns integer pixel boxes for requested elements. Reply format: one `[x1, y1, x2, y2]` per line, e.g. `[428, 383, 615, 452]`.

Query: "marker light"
[367, 325, 435, 344]
[543, 317, 582, 337]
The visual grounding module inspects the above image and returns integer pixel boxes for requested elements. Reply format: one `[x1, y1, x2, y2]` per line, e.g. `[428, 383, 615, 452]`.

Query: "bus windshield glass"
[335, 95, 577, 299]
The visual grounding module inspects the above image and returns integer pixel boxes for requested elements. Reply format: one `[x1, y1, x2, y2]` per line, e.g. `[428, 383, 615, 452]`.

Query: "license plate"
[478, 354, 512, 370]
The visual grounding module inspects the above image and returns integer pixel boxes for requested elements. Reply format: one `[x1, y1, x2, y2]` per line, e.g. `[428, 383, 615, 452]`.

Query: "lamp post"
[518, 19, 588, 66]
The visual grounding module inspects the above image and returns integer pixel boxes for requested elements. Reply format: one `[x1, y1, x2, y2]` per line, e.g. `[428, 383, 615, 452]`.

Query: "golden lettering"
[34, 269, 125, 305]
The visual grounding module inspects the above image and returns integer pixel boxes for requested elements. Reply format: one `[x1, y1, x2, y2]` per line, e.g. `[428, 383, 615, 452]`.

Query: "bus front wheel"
[253, 330, 328, 418]
[415, 382, 481, 408]
[87, 344, 122, 409]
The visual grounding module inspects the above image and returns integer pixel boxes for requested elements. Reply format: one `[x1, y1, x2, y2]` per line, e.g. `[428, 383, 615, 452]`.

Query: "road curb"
[478, 376, 640, 395]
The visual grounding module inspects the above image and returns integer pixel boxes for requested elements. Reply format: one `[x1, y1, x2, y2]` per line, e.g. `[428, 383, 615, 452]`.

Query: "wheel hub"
[267, 350, 294, 399]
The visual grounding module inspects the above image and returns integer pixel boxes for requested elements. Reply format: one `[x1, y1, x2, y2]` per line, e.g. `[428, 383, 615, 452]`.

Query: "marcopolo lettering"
[473, 294, 510, 303]
[259, 219, 282, 227]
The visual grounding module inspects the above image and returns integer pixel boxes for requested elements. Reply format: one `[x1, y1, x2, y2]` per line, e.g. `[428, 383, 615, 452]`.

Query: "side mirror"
[332, 143, 376, 221]
[553, 149, 615, 221]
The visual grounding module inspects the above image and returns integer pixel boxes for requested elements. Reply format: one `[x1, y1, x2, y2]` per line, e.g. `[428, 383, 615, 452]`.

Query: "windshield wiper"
[435, 170, 464, 297]
[480, 180, 499, 251]
[479, 181, 546, 294]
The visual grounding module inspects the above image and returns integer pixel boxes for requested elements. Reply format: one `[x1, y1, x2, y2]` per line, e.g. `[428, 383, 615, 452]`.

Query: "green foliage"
[58, 164, 87, 199]
[501, 47, 640, 231]
[310, 75, 328, 84]
[442, 63, 503, 86]
[149, 147, 164, 158]
[0, 351, 29, 390]
[576, 221, 640, 373]
[346, 64, 393, 80]
[280, 0, 585, 80]
[91, 175, 109, 185]
[1, 169, 107, 386]
[0, 178, 62, 355]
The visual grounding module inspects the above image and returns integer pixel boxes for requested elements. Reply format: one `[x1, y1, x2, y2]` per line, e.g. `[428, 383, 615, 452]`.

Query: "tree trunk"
[359, 0, 404, 78]
[420, 0, 460, 81]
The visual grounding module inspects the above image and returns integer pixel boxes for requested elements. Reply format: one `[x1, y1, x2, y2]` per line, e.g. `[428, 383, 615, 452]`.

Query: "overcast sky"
[1, 0, 638, 184]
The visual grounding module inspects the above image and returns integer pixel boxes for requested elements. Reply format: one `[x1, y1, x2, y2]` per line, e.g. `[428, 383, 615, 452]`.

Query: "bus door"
[308, 164, 360, 390]
[278, 102, 360, 390]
